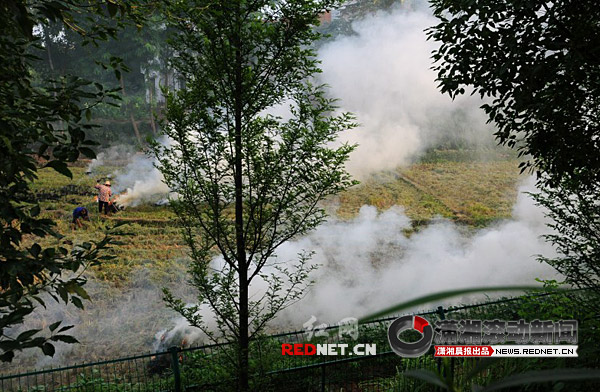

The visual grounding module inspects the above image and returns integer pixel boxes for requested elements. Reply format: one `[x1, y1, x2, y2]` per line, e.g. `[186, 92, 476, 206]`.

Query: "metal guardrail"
[0, 290, 580, 391]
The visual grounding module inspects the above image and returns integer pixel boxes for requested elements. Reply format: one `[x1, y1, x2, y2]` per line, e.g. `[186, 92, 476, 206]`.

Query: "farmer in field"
[71, 206, 89, 230]
[95, 180, 112, 215]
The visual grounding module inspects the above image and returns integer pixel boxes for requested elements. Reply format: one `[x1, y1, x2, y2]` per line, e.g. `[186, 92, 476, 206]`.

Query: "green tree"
[427, 0, 600, 189]
[0, 0, 142, 362]
[532, 179, 600, 303]
[36, 13, 169, 145]
[426, 0, 600, 311]
[155, 0, 356, 389]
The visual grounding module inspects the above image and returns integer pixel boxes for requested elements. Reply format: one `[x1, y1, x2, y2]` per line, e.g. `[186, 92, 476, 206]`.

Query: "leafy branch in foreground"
[0, 227, 124, 362]
[532, 182, 600, 296]
[1, 0, 145, 361]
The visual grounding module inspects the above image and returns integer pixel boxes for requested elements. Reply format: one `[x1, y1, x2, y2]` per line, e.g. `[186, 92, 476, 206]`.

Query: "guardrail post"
[437, 305, 446, 320]
[169, 346, 182, 392]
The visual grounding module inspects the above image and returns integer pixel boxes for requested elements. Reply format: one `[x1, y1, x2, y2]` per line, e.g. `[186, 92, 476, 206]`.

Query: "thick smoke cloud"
[86, 141, 170, 207]
[107, 4, 497, 204]
[319, 5, 494, 178]
[86, 144, 135, 174]
[107, 137, 172, 207]
[273, 179, 557, 326]
[114, 152, 170, 207]
[157, 179, 557, 343]
[5, 265, 197, 371]
[10, 4, 560, 370]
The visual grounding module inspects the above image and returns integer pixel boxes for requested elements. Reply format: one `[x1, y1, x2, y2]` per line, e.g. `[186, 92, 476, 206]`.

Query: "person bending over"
[72, 206, 90, 230]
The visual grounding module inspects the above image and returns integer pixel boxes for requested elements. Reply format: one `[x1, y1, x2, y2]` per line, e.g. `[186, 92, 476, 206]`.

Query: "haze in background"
[96, 3, 497, 206]
[319, 4, 494, 178]
[7, 3, 559, 369]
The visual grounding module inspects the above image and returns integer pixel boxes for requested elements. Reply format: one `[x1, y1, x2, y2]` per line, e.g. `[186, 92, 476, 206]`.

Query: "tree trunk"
[120, 76, 143, 145]
[44, 32, 56, 76]
[44, 29, 65, 130]
[234, 11, 249, 390]
[149, 86, 157, 135]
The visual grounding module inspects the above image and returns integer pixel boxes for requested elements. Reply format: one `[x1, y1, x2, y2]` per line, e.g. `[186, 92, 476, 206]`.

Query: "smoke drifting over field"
[114, 152, 170, 207]
[274, 179, 557, 326]
[6, 266, 197, 370]
[7, 179, 556, 370]
[161, 179, 557, 342]
[319, 4, 493, 178]
[9, 4, 561, 371]
[102, 3, 496, 206]
[86, 137, 171, 207]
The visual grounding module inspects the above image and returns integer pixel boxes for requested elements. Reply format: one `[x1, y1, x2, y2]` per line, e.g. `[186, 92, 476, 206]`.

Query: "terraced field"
[8, 147, 523, 371]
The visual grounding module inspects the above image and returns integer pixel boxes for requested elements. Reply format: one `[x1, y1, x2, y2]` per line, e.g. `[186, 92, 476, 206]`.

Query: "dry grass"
[338, 156, 522, 226]
[4, 149, 525, 369]
[30, 150, 523, 284]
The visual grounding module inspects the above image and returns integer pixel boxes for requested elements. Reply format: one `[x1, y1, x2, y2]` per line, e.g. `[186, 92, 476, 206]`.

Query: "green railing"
[0, 291, 579, 392]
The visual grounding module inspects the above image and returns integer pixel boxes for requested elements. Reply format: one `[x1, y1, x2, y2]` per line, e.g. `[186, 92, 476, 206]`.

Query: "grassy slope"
[8, 148, 522, 369]
[338, 149, 521, 226]
[32, 149, 522, 283]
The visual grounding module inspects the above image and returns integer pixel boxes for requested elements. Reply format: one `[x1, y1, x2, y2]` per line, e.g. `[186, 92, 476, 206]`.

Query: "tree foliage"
[427, 0, 600, 188]
[34, 7, 169, 145]
[0, 0, 143, 362]
[154, 0, 356, 389]
[533, 180, 600, 301]
[427, 0, 600, 306]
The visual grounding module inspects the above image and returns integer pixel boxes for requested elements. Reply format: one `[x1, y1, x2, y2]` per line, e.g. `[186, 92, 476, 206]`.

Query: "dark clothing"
[99, 200, 110, 214]
[72, 207, 89, 223]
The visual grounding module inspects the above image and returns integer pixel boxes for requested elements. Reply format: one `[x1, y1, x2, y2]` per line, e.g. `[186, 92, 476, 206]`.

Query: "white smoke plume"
[107, 4, 496, 200]
[273, 178, 557, 326]
[86, 142, 170, 207]
[112, 137, 172, 207]
[5, 265, 198, 371]
[319, 4, 494, 178]
[106, 4, 496, 203]
[154, 179, 558, 344]
[86, 144, 136, 174]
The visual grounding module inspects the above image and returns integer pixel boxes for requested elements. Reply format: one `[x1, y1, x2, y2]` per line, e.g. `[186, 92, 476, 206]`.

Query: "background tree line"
[35, 10, 172, 146]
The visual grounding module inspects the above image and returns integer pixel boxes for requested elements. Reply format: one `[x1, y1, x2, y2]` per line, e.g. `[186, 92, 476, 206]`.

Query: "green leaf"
[0, 351, 15, 362]
[56, 285, 68, 303]
[79, 147, 96, 159]
[44, 160, 72, 179]
[17, 329, 41, 342]
[71, 296, 84, 309]
[58, 325, 75, 333]
[65, 281, 90, 300]
[30, 243, 41, 258]
[41, 343, 55, 357]
[30, 204, 40, 217]
[49, 321, 61, 332]
[106, 2, 118, 17]
[51, 335, 79, 344]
